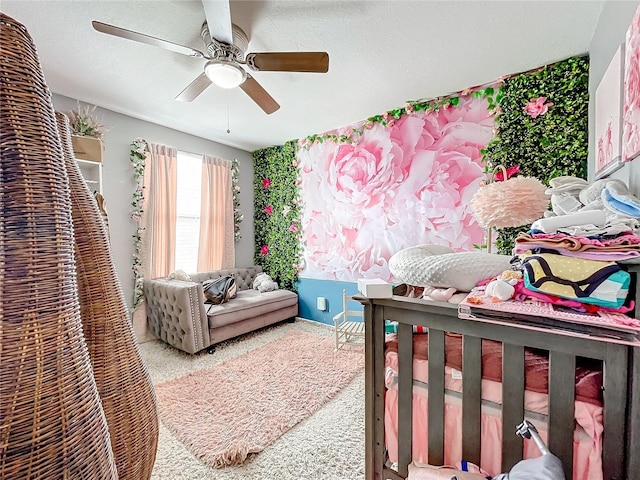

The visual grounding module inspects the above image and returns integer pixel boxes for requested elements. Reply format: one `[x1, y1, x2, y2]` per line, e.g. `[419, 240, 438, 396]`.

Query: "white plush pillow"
[168, 269, 192, 281]
[390, 246, 512, 292]
[389, 245, 453, 277]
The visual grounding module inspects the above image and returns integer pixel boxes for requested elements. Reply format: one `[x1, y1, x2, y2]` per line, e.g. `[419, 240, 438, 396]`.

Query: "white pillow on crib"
[390, 246, 512, 292]
[390, 245, 454, 273]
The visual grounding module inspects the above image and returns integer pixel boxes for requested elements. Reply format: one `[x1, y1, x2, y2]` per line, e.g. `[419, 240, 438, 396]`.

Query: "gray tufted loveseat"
[143, 266, 298, 354]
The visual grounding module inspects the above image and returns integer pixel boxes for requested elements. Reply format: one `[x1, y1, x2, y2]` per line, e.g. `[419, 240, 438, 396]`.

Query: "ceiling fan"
[92, 0, 329, 114]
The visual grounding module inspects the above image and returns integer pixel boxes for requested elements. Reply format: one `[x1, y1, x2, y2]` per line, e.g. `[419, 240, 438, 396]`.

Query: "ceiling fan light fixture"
[204, 60, 246, 89]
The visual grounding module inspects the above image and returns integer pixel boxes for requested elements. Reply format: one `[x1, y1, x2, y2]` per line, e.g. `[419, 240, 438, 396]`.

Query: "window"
[142, 142, 235, 279]
[174, 151, 203, 272]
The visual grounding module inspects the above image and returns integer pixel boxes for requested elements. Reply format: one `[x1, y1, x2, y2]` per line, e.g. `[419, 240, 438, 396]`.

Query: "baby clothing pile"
[508, 176, 640, 313]
[533, 175, 640, 236]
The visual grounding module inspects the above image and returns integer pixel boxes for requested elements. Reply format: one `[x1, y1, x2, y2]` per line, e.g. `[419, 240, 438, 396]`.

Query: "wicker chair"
[0, 12, 118, 479]
[56, 111, 159, 480]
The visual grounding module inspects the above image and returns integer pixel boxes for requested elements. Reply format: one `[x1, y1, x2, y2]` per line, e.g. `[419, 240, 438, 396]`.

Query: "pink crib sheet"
[385, 352, 604, 480]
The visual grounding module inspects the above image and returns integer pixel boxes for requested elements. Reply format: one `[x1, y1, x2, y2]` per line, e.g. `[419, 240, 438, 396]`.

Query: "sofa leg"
[206, 345, 216, 354]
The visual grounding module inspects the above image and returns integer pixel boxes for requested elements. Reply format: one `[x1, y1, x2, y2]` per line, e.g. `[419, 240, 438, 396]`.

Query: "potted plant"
[67, 104, 109, 163]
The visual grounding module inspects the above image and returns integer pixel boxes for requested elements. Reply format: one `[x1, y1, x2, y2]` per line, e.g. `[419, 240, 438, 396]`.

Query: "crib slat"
[397, 322, 414, 478]
[462, 335, 482, 465]
[365, 299, 386, 480]
[628, 346, 640, 479]
[501, 343, 524, 471]
[427, 328, 445, 465]
[548, 351, 575, 479]
[602, 343, 627, 480]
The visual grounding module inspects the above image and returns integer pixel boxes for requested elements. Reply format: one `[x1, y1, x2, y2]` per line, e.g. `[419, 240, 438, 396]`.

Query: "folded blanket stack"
[504, 176, 640, 313]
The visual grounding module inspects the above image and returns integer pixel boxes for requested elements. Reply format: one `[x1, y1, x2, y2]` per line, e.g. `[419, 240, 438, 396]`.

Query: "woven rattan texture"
[0, 13, 118, 479]
[57, 112, 159, 479]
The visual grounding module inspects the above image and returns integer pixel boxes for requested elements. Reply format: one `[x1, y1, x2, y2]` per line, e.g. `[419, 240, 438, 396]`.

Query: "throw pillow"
[253, 272, 279, 293]
[169, 269, 192, 281]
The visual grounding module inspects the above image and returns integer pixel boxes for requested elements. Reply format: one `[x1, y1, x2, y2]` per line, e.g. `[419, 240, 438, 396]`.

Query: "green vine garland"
[483, 55, 590, 254]
[302, 86, 499, 147]
[130, 137, 147, 308]
[231, 158, 243, 242]
[253, 141, 302, 291]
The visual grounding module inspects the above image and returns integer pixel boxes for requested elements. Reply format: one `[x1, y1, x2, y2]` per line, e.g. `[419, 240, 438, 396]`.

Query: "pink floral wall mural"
[623, 4, 640, 162]
[297, 94, 495, 282]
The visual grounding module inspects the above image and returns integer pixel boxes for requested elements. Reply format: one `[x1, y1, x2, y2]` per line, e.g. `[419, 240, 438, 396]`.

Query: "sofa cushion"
[206, 289, 298, 329]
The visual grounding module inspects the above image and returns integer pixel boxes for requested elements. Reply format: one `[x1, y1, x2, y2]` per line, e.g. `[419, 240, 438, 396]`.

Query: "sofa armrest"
[143, 278, 209, 354]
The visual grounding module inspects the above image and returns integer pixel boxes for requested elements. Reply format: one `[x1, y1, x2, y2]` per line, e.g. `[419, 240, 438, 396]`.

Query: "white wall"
[53, 94, 255, 310]
[588, 1, 639, 188]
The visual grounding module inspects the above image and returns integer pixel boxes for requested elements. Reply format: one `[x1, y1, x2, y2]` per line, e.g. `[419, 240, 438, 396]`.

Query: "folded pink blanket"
[513, 245, 640, 261]
[516, 232, 640, 252]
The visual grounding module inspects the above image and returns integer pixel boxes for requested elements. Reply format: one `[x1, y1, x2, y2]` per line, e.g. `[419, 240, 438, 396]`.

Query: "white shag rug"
[140, 320, 365, 480]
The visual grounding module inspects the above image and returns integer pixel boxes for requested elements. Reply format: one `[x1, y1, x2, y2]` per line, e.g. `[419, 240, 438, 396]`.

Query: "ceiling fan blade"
[92, 21, 205, 58]
[202, 0, 233, 45]
[246, 52, 329, 73]
[175, 73, 213, 102]
[240, 75, 280, 114]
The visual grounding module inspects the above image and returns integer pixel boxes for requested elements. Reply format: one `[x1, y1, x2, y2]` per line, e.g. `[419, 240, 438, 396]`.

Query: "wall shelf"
[77, 158, 102, 194]
[71, 135, 104, 163]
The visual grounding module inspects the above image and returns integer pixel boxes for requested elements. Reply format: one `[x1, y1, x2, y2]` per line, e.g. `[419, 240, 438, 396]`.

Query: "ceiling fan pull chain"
[227, 98, 230, 134]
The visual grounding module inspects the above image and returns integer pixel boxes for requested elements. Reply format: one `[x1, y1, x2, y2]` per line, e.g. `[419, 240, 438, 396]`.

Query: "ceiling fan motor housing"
[201, 21, 248, 62]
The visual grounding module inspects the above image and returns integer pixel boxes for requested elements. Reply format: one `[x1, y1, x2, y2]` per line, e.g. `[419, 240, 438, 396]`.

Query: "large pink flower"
[264, 205, 273, 215]
[300, 123, 412, 227]
[325, 123, 411, 210]
[299, 94, 492, 282]
[524, 97, 553, 118]
[262, 178, 271, 188]
[301, 213, 390, 280]
[414, 98, 496, 153]
[260, 245, 269, 255]
[386, 147, 485, 252]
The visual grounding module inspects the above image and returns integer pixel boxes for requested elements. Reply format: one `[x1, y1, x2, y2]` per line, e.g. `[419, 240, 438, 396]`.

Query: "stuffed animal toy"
[484, 270, 522, 302]
[253, 272, 279, 293]
[422, 286, 457, 302]
[169, 269, 192, 281]
[485, 279, 515, 301]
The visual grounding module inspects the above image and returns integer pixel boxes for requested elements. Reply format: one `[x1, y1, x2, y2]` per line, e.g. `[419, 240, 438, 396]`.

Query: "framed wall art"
[622, 3, 640, 162]
[595, 43, 624, 179]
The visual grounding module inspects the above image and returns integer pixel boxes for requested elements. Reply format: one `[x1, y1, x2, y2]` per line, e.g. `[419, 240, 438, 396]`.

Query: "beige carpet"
[140, 320, 365, 480]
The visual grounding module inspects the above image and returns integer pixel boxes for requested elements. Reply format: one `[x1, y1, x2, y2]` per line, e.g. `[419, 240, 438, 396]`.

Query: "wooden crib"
[360, 286, 640, 480]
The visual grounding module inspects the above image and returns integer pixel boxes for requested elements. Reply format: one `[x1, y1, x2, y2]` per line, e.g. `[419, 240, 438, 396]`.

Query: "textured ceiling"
[1, 1, 605, 152]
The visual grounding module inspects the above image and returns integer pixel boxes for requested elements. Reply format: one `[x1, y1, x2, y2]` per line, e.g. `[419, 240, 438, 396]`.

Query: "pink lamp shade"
[470, 176, 549, 229]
